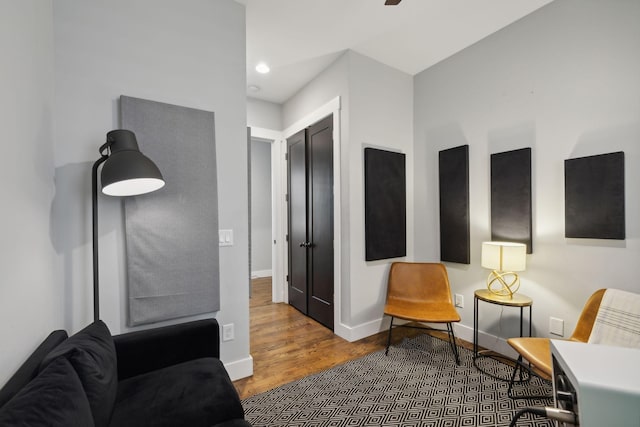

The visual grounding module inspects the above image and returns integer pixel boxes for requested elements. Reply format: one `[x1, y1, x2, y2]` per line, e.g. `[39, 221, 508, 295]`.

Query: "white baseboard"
[454, 323, 518, 358]
[336, 318, 517, 359]
[223, 355, 254, 381]
[251, 269, 272, 278]
[335, 317, 390, 342]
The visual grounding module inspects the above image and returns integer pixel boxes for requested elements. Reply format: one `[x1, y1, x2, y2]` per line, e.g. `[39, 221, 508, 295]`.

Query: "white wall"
[51, 0, 251, 377]
[0, 0, 60, 386]
[347, 53, 414, 330]
[283, 51, 413, 339]
[414, 0, 640, 353]
[283, 53, 350, 129]
[250, 139, 272, 273]
[247, 97, 282, 131]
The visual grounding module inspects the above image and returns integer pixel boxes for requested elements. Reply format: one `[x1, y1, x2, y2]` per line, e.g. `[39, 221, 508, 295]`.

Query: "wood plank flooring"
[233, 277, 461, 400]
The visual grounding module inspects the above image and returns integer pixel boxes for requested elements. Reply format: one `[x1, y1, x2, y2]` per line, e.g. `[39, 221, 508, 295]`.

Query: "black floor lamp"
[92, 129, 165, 321]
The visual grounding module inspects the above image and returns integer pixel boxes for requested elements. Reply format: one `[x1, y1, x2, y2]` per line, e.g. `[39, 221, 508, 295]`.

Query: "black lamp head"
[101, 130, 165, 196]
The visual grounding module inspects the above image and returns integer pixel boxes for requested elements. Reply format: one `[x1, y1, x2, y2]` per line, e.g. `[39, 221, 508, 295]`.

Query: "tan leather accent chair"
[506, 288, 606, 399]
[384, 262, 461, 365]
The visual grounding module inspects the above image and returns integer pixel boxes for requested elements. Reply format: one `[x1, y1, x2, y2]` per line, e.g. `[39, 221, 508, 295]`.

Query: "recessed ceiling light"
[256, 62, 270, 74]
[248, 85, 261, 92]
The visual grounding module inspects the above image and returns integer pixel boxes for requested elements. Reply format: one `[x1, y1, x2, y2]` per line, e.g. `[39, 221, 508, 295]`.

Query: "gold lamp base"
[486, 270, 520, 298]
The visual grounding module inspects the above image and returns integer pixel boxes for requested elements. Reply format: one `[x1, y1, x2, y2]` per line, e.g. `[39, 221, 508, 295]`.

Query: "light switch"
[219, 229, 233, 246]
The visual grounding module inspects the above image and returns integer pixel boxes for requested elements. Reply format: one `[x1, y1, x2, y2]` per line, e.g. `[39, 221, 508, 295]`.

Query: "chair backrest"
[386, 262, 454, 304]
[569, 288, 606, 343]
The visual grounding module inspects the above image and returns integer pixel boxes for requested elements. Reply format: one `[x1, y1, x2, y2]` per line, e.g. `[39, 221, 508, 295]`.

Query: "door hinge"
[286, 274, 289, 282]
[285, 193, 288, 202]
[286, 234, 289, 242]
[285, 153, 288, 161]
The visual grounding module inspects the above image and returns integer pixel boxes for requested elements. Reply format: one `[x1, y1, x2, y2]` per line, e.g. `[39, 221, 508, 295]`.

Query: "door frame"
[282, 97, 343, 337]
[251, 97, 344, 337]
[251, 96, 344, 338]
[249, 126, 286, 303]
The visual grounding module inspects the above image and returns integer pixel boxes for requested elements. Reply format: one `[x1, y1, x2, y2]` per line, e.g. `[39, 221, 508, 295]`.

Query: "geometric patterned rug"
[242, 334, 553, 426]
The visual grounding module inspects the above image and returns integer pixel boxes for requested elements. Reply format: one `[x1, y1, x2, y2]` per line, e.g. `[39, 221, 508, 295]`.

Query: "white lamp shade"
[481, 241, 526, 272]
[102, 177, 165, 196]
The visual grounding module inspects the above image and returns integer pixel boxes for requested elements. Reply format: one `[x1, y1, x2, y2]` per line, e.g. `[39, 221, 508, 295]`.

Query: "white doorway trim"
[250, 127, 285, 303]
[251, 96, 344, 339]
[282, 96, 345, 339]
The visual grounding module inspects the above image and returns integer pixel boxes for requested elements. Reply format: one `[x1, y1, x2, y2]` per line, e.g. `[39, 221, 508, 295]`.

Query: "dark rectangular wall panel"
[121, 95, 219, 325]
[364, 148, 406, 261]
[490, 147, 532, 253]
[439, 145, 470, 264]
[565, 152, 625, 239]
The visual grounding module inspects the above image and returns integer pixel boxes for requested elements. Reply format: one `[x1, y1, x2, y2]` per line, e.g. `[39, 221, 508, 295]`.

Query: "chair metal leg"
[507, 355, 523, 399]
[385, 317, 394, 356]
[446, 323, 461, 365]
[507, 355, 552, 400]
[385, 317, 460, 365]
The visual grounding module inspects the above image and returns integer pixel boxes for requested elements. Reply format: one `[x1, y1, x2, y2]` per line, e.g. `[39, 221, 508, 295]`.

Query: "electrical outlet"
[550, 317, 564, 336]
[222, 323, 235, 341]
[455, 294, 464, 308]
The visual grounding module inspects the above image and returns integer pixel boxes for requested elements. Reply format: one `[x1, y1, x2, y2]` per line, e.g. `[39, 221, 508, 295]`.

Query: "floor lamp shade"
[92, 129, 165, 321]
[101, 130, 165, 196]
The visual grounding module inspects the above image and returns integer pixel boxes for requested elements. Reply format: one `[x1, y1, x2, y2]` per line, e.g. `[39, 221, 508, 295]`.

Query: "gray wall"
[250, 139, 272, 273]
[414, 0, 640, 350]
[1, 0, 250, 384]
[49, 0, 250, 376]
[0, 0, 60, 386]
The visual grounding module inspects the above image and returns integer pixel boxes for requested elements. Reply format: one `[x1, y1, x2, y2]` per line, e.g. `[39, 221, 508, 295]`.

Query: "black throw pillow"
[40, 320, 117, 427]
[0, 357, 95, 427]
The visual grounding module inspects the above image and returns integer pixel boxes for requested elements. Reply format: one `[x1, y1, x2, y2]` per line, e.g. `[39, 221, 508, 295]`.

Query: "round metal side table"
[473, 289, 532, 380]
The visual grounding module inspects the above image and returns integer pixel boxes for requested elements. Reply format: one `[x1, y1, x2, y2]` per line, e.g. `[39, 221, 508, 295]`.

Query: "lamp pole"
[91, 143, 110, 321]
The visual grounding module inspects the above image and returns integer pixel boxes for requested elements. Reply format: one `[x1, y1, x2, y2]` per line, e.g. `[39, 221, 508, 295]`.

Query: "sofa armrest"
[113, 318, 220, 380]
[0, 330, 68, 409]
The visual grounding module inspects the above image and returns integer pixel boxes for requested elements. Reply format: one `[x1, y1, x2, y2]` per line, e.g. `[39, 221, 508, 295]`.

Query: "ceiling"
[241, 0, 554, 104]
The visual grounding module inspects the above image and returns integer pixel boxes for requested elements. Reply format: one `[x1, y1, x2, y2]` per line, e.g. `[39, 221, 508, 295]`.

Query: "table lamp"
[481, 241, 526, 298]
[92, 129, 165, 321]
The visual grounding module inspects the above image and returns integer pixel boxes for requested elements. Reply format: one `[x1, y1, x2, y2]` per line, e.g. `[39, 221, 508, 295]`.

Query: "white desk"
[551, 340, 640, 427]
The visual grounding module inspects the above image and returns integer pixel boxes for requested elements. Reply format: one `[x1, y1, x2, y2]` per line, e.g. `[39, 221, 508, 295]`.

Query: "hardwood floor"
[233, 277, 428, 399]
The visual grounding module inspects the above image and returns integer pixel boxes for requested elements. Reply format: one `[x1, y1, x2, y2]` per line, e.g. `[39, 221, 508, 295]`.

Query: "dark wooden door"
[286, 115, 334, 330]
[307, 116, 334, 329]
[287, 129, 308, 314]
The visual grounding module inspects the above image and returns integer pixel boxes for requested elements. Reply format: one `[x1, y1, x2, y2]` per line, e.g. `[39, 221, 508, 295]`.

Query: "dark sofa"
[0, 318, 251, 427]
